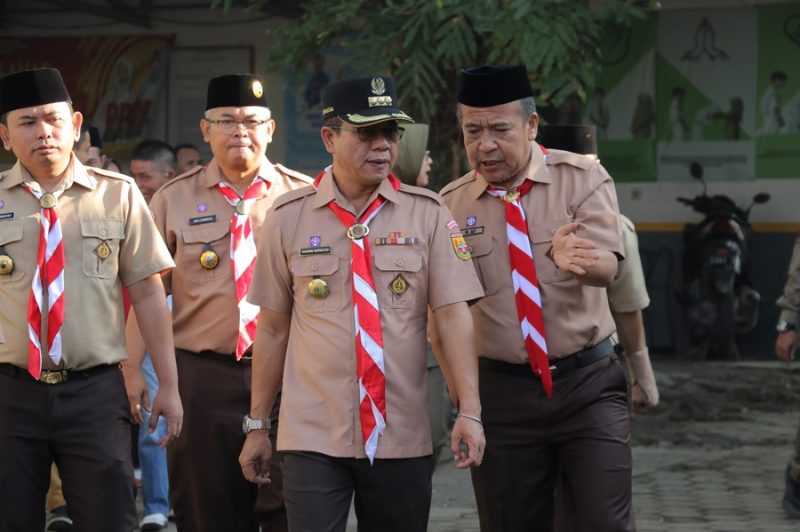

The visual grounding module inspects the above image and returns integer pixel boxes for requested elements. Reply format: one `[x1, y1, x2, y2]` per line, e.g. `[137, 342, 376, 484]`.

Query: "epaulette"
[544, 149, 594, 171]
[156, 165, 204, 193]
[270, 185, 316, 210]
[440, 172, 477, 196]
[397, 183, 443, 205]
[87, 166, 135, 183]
[274, 163, 314, 184]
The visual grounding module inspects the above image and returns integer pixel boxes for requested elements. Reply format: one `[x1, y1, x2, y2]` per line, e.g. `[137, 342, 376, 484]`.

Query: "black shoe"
[45, 506, 73, 532]
[784, 466, 800, 519]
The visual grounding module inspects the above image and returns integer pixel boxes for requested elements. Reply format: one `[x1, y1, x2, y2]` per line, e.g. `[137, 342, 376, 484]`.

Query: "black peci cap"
[536, 124, 597, 155]
[321, 76, 413, 126]
[458, 65, 534, 108]
[0, 68, 72, 115]
[206, 74, 268, 110]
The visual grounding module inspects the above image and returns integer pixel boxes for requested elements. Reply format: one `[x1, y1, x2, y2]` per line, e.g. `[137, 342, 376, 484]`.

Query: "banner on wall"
[592, 15, 657, 182]
[655, 8, 756, 181]
[755, 3, 800, 178]
[0, 35, 173, 160]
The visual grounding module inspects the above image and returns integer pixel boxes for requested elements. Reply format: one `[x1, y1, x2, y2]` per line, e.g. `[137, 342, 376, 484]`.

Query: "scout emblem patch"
[466, 216, 477, 227]
[95, 241, 112, 260]
[197, 203, 208, 213]
[200, 243, 220, 270]
[0, 246, 13, 275]
[390, 274, 408, 295]
[300, 235, 331, 255]
[308, 277, 329, 299]
[451, 232, 471, 260]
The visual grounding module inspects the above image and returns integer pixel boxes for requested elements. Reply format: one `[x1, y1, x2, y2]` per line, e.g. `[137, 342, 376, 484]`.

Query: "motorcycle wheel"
[708, 292, 739, 360]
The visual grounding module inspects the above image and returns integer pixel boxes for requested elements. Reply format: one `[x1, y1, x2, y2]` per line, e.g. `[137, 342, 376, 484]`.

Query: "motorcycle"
[677, 162, 770, 359]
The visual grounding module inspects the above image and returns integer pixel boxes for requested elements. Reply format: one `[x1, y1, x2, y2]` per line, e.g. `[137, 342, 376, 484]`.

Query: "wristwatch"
[776, 320, 797, 333]
[242, 415, 271, 435]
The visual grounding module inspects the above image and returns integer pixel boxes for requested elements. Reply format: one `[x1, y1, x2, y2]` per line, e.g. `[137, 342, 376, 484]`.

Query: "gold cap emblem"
[252, 80, 264, 99]
[370, 77, 386, 96]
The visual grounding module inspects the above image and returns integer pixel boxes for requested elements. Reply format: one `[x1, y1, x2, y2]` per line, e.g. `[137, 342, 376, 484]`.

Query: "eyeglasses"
[205, 118, 270, 133]
[329, 123, 405, 143]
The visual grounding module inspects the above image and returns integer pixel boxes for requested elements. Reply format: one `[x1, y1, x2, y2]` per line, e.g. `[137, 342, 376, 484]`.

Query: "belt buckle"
[40, 370, 68, 384]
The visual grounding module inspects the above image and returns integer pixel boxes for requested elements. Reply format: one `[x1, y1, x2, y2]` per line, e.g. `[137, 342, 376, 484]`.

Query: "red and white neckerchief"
[313, 170, 399, 463]
[486, 177, 552, 397]
[22, 184, 66, 379]
[215, 177, 270, 359]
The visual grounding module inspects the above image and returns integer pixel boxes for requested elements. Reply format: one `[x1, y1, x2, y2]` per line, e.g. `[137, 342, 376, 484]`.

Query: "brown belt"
[479, 337, 614, 379]
[0, 362, 120, 385]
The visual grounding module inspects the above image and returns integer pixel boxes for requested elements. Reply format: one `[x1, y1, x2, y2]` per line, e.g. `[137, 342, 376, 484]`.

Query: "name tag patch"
[300, 246, 332, 256]
[463, 226, 484, 237]
[0, 212, 14, 221]
[189, 215, 217, 225]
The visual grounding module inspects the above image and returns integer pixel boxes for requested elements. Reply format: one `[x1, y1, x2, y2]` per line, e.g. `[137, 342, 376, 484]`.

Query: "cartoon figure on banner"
[761, 71, 787, 135]
[630, 93, 655, 139]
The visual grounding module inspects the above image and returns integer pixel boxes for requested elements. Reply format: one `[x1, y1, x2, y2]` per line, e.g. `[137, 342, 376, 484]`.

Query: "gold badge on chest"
[200, 243, 220, 270]
[308, 276, 329, 299]
[390, 274, 408, 295]
[95, 241, 112, 260]
[0, 247, 13, 276]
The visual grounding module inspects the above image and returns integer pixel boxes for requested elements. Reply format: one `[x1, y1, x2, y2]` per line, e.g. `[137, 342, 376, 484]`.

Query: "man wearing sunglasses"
[145, 74, 312, 532]
[240, 75, 485, 532]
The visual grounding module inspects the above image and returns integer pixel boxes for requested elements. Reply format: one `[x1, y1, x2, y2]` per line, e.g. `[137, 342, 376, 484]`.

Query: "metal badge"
[347, 223, 369, 240]
[0, 253, 13, 275]
[308, 277, 329, 299]
[199, 243, 219, 270]
[390, 274, 407, 295]
[503, 190, 520, 203]
[95, 241, 111, 260]
[235, 200, 247, 216]
[252, 80, 264, 98]
[40, 193, 57, 209]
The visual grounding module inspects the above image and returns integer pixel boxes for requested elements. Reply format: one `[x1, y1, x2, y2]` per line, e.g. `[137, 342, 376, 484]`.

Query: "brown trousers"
[471, 355, 636, 532]
[169, 350, 286, 532]
[0, 366, 136, 532]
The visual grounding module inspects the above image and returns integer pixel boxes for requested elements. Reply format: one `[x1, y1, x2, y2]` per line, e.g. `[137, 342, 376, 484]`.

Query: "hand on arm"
[239, 308, 291, 485]
[127, 274, 182, 447]
[776, 330, 798, 362]
[432, 302, 484, 469]
[551, 222, 618, 286]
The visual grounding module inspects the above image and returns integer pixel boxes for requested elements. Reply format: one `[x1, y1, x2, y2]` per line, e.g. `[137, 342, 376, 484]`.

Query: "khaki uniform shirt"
[0, 158, 173, 370]
[777, 235, 800, 327]
[150, 159, 312, 355]
[248, 170, 484, 459]
[607, 214, 650, 313]
[441, 144, 623, 361]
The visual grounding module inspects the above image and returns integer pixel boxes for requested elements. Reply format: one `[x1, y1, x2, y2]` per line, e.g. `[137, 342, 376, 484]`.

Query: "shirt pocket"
[179, 224, 230, 282]
[373, 248, 424, 309]
[0, 221, 25, 283]
[468, 236, 500, 296]
[289, 253, 345, 313]
[81, 219, 124, 279]
[530, 217, 573, 283]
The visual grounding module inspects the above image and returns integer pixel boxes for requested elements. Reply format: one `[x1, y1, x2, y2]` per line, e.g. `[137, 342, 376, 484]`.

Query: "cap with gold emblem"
[458, 65, 534, 108]
[0, 67, 72, 115]
[321, 76, 413, 126]
[206, 74, 268, 110]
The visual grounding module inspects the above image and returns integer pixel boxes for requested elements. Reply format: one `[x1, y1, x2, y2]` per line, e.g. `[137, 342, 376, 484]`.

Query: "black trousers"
[0, 366, 136, 532]
[169, 349, 286, 532]
[282, 451, 433, 532]
[471, 355, 636, 532]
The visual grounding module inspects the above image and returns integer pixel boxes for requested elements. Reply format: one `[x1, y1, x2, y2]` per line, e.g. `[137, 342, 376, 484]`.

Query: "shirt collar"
[467, 141, 550, 200]
[313, 167, 401, 215]
[199, 158, 276, 189]
[2, 154, 95, 192]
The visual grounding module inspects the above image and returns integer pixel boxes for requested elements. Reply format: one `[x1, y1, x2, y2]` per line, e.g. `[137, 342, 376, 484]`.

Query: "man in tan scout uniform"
[239, 75, 485, 532]
[437, 65, 633, 532]
[0, 67, 180, 532]
[148, 74, 311, 532]
[776, 235, 800, 518]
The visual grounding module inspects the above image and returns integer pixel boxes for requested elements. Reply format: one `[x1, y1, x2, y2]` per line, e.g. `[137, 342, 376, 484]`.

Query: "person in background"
[124, 139, 178, 530]
[73, 124, 106, 169]
[392, 123, 432, 188]
[174, 143, 203, 175]
[775, 235, 800, 519]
